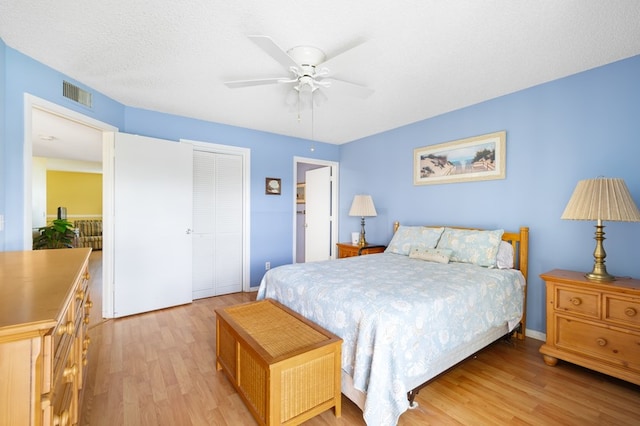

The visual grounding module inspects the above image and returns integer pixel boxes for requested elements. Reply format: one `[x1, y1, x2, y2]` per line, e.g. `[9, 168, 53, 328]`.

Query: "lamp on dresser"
[349, 195, 377, 247]
[561, 177, 640, 282]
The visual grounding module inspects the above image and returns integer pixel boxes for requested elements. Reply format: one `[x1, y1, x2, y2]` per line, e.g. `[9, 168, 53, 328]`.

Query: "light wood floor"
[80, 254, 640, 425]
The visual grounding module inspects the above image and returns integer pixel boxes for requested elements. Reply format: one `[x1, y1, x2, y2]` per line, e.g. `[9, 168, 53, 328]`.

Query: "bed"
[257, 224, 529, 425]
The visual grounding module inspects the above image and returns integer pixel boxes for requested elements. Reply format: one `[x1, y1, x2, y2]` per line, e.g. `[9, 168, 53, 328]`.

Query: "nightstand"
[539, 269, 640, 385]
[336, 242, 386, 259]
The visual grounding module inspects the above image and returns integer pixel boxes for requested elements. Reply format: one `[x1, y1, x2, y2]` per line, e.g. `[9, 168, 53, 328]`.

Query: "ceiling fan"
[224, 35, 374, 110]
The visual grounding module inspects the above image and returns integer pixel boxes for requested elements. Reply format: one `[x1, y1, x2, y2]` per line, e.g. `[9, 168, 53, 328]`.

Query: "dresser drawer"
[43, 304, 76, 394]
[554, 286, 599, 318]
[606, 295, 640, 330]
[555, 316, 640, 372]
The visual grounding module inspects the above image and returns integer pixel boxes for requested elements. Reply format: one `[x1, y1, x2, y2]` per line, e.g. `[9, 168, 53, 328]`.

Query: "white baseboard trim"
[525, 329, 545, 341]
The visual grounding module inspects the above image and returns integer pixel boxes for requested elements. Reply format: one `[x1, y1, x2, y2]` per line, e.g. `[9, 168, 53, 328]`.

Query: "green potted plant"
[33, 218, 77, 249]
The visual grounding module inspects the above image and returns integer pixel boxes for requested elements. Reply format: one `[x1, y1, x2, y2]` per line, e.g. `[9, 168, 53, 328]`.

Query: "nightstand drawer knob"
[569, 297, 582, 306]
[625, 307, 637, 317]
[596, 338, 608, 347]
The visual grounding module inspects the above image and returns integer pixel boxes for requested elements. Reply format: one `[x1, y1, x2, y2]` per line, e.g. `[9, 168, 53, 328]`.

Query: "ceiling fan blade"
[248, 35, 300, 71]
[324, 78, 374, 99]
[224, 77, 287, 88]
[320, 38, 367, 69]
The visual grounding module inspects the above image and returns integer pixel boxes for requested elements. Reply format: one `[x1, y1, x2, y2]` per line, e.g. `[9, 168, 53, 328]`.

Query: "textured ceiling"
[2, 1, 640, 146]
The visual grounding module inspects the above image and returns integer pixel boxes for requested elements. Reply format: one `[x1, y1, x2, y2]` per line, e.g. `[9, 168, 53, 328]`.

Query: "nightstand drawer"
[555, 286, 599, 318]
[606, 295, 640, 329]
[556, 316, 640, 371]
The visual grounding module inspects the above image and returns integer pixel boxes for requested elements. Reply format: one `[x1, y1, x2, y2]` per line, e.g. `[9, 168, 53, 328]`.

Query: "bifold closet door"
[192, 150, 243, 299]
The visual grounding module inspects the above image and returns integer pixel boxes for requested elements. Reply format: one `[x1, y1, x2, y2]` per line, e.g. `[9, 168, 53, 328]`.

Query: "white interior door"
[113, 133, 193, 317]
[305, 166, 332, 262]
[192, 150, 243, 299]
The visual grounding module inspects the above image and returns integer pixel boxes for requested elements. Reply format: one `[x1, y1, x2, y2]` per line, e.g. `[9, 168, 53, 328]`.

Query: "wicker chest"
[215, 299, 342, 425]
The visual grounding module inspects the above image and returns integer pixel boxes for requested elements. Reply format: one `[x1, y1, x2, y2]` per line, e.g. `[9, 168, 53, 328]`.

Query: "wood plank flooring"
[80, 254, 640, 425]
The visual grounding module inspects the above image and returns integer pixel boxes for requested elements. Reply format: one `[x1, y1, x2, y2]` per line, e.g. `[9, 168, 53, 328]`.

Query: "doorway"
[24, 94, 117, 318]
[293, 157, 339, 263]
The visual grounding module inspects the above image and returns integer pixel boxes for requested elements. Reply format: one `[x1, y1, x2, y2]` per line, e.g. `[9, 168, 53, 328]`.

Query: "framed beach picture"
[413, 131, 506, 185]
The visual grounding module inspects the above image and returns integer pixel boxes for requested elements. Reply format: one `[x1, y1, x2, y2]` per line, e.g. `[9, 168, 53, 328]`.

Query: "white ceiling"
[2, 1, 640, 150]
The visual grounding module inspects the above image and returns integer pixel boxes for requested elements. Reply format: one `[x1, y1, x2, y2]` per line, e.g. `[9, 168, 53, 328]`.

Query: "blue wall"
[0, 45, 339, 286]
[123, 108, 339, 284]
[2, 41, 639, 334]
[339, 54, 640, 334]
[0, 39, 6, 245]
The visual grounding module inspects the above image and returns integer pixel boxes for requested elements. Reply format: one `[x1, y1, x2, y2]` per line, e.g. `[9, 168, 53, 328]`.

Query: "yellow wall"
[47, 171, 102, 219]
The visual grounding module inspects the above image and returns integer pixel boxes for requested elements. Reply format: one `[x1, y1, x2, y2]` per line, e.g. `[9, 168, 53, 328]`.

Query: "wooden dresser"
[336, 242, 386, 258]
[0, 248, 92, 426]
[539, 269, 640, 385]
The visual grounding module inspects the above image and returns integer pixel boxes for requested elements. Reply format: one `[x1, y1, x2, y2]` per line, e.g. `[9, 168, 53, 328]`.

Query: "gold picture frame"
[265, 177, 281, 195]
[296, 183, 305, 204]
[413, 131, 506, 185]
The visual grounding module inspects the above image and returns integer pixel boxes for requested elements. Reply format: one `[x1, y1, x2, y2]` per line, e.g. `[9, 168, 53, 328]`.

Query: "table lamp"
[561, 177, 640, 282]
[349, 195, 377, 247]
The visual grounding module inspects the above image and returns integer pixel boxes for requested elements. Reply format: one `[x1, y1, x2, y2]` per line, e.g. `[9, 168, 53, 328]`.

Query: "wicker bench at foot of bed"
[215, 299, 342, 426]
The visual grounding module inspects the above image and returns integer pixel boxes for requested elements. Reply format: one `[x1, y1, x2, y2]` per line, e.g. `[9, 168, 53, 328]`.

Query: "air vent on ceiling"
[63, 80, 92, 108]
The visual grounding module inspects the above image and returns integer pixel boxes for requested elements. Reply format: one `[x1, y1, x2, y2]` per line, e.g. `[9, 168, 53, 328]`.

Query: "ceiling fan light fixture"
[285, 89, 298, 107]
[314, 89, 328, 107]
[286, 46, 326, 67]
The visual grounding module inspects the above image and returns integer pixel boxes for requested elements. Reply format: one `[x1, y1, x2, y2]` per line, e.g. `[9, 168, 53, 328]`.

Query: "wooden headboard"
[392, 221, 529, 339]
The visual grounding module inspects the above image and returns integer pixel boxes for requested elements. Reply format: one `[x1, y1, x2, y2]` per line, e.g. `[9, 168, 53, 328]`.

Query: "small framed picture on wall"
[265, 177, 281, 195]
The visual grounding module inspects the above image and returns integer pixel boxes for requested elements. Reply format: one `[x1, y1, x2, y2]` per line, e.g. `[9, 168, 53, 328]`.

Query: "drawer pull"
[63, 363, 78, 380]
[596, 338, 608, 347]
[57, 321, 75, 336]
[625, 307, 637, 317]
[53, 410, 70, 426]
[569, 297, 582, 306]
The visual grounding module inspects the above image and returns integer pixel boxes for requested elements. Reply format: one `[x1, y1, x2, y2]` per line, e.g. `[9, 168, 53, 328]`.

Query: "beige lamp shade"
[349, 195, 377, 217]
[561, 177, 640, 222]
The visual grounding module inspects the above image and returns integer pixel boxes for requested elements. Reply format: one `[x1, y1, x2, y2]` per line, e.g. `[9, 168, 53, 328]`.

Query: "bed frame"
[390, 222, 529, 406]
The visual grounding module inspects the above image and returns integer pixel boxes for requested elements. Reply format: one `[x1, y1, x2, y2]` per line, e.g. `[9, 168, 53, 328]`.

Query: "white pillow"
[496, 241, 514, 269]
[409, 247, 452, 264]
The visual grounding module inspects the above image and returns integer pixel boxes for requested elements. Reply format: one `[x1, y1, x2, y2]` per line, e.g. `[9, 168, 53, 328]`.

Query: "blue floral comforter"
[256, 253, 525, 425]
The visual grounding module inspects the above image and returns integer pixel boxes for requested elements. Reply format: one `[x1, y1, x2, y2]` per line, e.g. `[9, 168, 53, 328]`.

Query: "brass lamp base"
[585, 222, 615, 282]
[357, 216, 367, 247]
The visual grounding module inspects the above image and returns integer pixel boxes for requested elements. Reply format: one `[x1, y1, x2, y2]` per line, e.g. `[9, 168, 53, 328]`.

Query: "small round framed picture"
[265, 177, 281, 195]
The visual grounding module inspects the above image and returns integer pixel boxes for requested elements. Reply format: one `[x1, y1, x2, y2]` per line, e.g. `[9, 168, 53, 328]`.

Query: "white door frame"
[23, 94, 118, 318]
[293, 156, 339, 263]
[182, 139, 252, 292]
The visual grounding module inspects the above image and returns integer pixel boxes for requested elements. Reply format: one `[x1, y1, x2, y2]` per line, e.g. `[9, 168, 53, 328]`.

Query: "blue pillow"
[385, 226, 444, 256]
[436, 228, 504, 267]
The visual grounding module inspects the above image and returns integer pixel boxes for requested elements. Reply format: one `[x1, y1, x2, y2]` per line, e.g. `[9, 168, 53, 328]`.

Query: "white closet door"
[113, 133, 193, 317]
[192, 151, 243, 298]
[305, 166, 332, 262]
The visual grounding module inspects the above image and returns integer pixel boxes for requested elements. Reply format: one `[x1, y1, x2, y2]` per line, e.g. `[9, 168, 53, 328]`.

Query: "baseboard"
[525, 328, 545, 341]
